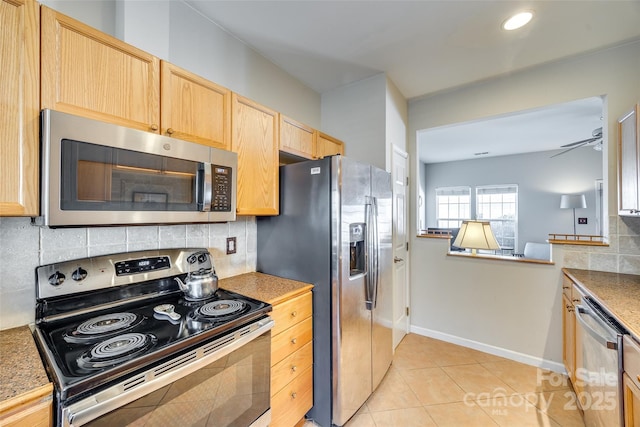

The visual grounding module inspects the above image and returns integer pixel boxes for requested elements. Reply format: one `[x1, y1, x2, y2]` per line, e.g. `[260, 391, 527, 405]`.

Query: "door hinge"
[406, 307, 410, 316]
[406, 177, 409, 186]
[406, 242, 409, 251]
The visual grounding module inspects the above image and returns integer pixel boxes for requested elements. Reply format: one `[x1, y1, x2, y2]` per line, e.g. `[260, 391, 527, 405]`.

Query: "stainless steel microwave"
[41, 109, 237, 227]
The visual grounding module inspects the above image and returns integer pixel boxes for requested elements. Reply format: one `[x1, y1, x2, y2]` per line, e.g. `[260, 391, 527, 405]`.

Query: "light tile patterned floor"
[304, 333, 585, 427]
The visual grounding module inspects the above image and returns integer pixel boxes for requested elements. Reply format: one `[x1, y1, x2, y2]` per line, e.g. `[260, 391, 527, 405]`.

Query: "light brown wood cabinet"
[561, 275, 583, 386]
[618, 104, 640, 215]
[0, 0, 39, 216]
[624, 335, 640, 427]
[40, 6, 160, 133]
[280, 115, 315, 160]
[270, 291, 313, 427]
[0, 384, 53, 427]
[316, 131, 345, 159]
[231, 94, 279, 215]
[161, 61, 231, 150]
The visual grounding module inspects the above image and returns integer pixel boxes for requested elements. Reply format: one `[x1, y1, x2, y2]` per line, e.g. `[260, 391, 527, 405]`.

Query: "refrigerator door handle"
[364, 197, 374, 310]
[371, 196, 380, 309]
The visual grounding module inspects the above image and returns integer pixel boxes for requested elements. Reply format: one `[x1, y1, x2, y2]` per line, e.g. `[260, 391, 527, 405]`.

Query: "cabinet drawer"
[272, 316, 312, 365]
[271, 341, 313, 395]
[624, 335, 640, 390]
[270, 365, 313, 427]
[271, 292, 312, 336]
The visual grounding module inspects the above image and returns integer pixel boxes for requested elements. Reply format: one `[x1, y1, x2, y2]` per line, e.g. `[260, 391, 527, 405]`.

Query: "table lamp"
[560, 194, 587, 235]
[452, 220, 501, 256]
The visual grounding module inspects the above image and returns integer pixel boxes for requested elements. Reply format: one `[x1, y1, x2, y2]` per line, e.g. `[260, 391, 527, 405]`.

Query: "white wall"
[424, 148, 604, 252]
[408, 40, 640, 367]
[321, 73, 387, 169]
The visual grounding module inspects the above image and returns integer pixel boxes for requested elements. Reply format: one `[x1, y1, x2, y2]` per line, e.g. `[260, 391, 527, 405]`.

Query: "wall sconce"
[452, 220, 501, 256]
[560, 194, 587, 235]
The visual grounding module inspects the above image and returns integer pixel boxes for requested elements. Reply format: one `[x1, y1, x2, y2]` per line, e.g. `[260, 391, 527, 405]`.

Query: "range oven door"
[62, 318, 273, 427]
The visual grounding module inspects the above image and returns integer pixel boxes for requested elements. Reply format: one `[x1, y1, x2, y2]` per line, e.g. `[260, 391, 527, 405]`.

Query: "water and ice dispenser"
[349, 223, 365, 276]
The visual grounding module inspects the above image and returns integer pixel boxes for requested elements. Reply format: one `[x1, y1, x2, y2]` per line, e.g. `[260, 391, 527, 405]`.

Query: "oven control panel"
[36, 248, 214, 300]
[115, 256, 170, 276]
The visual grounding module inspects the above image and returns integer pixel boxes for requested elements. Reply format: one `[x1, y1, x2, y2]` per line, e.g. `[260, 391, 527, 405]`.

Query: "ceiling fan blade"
[550, 142, 589, 158]
[560, 136, 599, 148]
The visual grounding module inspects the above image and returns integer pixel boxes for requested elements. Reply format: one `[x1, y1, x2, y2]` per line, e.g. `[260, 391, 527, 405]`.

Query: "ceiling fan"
[551, 127, 603, 158]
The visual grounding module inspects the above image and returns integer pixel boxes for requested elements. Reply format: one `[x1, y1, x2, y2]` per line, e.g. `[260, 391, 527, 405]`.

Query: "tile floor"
[304, 333, 585, 427]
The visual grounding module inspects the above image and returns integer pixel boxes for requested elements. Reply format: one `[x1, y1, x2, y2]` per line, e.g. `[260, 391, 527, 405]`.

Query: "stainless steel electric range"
[32, 248, 273, 427]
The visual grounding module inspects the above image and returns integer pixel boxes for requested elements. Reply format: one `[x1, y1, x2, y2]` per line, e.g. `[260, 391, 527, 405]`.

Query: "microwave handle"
[197, 163, 212, 212]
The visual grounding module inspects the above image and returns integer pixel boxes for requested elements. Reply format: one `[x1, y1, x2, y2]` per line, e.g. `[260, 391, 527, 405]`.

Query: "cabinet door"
[618, 104, 640, 214]
[231, 94, 279, 215]
[0, 0, 39, 216]
[316, 132, 344, 159]
[41, 6, 160, 132]
[624, 373, 640, 427]
[562, 294, 576, 382]
[161, 61, 231, 150]
[280, 115, 315, 159]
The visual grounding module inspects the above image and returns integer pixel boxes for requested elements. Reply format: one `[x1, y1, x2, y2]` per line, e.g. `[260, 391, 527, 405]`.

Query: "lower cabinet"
[0, 385, 53, 427]
[561, 275, 577, 383]
[270, 291, 313, 427]
[624, 335, 640, 427]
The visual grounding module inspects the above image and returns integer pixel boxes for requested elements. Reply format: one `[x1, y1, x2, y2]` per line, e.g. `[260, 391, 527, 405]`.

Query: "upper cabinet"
[316, 132, 345, 159]
[40, 6, 161, 133]
[232, 94, 279, 215]
[0, 0, 39, 216]
[618, 104, 640, 215]
[161, 61, 231, 150]
[280, 115, 315, 160]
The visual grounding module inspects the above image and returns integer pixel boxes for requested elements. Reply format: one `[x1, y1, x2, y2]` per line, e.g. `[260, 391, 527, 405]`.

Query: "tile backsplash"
[0, 217, 257, 330]
[562, 215, 640, 274]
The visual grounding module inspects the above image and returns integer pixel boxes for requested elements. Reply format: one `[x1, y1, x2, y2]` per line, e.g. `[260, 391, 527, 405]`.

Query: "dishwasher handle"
[575, 305, 618, 350]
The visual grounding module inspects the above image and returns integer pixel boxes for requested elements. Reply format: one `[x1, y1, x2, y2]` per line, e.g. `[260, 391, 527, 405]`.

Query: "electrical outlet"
[578, 217, 588, 224]
[226, 237, 236, 255]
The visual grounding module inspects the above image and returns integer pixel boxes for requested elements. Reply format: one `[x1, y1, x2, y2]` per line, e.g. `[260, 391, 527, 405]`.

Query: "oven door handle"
[64, 317, 274, 427]
[575, 305, 618, 350]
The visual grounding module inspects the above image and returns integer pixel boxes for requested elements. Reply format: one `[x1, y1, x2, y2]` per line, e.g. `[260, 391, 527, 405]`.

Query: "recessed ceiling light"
[502, 11, 534, 31]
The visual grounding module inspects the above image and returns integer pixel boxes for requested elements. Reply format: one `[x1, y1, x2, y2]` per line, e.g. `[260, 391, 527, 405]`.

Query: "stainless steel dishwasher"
[574, 296, 627, 427]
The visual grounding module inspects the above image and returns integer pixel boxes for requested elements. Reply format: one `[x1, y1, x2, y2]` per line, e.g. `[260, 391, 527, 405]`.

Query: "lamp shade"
[452, 220, 501, 251]
[560, 194, 587, 209]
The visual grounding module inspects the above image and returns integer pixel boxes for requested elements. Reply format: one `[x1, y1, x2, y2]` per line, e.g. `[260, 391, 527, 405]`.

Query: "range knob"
[48, 271, 66, 286]
[72, 267, 88, 282]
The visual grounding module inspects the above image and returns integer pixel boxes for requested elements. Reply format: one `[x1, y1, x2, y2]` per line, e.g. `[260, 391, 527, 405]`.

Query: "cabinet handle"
[568, 307, 574, 313]
[291, 311, 298, 318]
[291, 392, 297, 399]
[291, 365, 297, 372]
[572, 298, 580, 303]
[167, 127, 175, 135]
[562, 286, 570, 290]
[291, 337, 297, 344]
[150, 124, 159, 131]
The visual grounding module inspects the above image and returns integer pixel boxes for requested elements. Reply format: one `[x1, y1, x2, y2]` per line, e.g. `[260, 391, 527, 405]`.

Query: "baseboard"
[409, 325, 566, 374]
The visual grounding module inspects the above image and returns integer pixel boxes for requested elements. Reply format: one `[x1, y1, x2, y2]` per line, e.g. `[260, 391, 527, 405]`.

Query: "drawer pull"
[291, 311, 298, 318]
[291, 338, 297, 344]
[572, 298, 580, 303]
[291, 365, 297, 372]
[150, 124, 159, 131]
[291, 392, 297, 399]
[563, 286, 570, 290]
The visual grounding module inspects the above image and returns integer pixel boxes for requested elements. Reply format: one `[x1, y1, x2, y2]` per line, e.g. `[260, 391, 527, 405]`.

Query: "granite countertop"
[0, 326, 51, 404]
[563, 268, 640, 340]
[220, 272, 313, 305]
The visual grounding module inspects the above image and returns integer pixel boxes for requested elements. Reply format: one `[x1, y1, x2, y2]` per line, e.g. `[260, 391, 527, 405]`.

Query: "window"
[476, 185, 518, 252]
[435, 187, 471, 228]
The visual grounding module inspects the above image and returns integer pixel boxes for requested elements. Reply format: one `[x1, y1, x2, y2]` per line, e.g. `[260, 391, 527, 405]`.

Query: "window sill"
[446, 251, 555, 265]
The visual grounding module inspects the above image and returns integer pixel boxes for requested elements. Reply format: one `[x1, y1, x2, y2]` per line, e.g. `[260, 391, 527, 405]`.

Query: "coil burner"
[77, 333, 156, 369]
[195, 300, 248, 318]
[64, 313, 143, 343]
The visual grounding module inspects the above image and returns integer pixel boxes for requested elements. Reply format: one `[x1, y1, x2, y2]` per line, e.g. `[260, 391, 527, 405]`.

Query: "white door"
[391, 144, 409, 349]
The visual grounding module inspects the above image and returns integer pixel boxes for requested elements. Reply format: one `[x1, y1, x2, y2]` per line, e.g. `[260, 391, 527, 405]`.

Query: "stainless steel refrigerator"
[257, 155, 393, 427]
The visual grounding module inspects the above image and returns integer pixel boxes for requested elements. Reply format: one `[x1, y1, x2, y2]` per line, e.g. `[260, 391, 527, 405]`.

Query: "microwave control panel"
[212, 166, 232, 211]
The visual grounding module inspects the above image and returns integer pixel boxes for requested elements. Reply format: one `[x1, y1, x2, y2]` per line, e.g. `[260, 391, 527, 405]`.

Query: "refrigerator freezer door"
[371, 165, 394, 391]
[332, 157, 373, 426]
